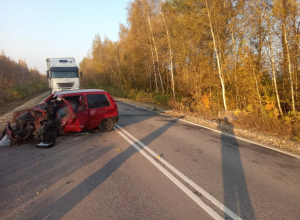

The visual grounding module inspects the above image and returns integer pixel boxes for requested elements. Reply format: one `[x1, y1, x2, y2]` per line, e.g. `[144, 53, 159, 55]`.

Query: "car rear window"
[87, 94, 110, 109]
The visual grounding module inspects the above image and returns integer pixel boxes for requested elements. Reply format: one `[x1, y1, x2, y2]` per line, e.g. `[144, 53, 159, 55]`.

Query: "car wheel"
[99, 118, 114, 132]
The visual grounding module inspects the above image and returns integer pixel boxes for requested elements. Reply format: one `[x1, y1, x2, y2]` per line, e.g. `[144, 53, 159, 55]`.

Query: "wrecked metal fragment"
[0, 135, 11, 146]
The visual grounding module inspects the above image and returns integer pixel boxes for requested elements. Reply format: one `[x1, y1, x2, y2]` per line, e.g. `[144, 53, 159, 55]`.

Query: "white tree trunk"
[230, 22, 239, 109]
[149, 37, 158, 92]
[252, 66, 263, 114]
[161, 12, 175, 99]
[269, 24, 284, 116]
[205, 0, 227, 110]
[147, 9, 165, 93]
[283, 24, 295, 111]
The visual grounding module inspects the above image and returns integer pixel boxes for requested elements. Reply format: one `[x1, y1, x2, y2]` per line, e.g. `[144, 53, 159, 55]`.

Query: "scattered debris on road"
[36, 131, 56, 148]
[0, 135, 11, 146]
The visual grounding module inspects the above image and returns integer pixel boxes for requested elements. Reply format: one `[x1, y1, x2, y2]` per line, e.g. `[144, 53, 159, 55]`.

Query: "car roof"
[55, 89, 107, 96]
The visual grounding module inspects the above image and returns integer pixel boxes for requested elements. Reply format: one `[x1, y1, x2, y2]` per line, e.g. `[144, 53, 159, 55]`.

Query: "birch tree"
[205, 0, 227, 110]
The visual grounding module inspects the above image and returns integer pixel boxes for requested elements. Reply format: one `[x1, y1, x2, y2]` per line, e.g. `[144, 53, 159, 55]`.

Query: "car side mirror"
[46, 71, 49, 78]
[80, 72, 83, 78]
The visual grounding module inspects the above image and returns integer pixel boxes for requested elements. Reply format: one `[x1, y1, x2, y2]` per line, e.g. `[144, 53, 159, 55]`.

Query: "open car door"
[59, 95, 90, 133]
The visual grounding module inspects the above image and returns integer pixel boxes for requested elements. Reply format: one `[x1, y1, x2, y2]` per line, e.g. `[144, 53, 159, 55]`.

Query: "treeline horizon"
[0, 50, 47, 103]
[80, 0, 300, 119]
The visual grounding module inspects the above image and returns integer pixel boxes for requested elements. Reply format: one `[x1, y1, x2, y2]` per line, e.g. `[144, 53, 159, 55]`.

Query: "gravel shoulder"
[0, 91, 49, 129]
[114, 97, 300, 156]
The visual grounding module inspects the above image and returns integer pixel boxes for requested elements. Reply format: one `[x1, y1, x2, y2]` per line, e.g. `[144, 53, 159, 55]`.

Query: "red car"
[43, 89, 119, 133]
[2, 89, 119, 144]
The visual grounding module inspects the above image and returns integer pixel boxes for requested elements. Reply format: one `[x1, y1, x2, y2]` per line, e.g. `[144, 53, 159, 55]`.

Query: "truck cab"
[46, 58, 83, 94]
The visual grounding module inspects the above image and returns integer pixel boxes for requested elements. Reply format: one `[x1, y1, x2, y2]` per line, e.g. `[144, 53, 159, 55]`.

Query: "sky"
[0, 0, 129, 74]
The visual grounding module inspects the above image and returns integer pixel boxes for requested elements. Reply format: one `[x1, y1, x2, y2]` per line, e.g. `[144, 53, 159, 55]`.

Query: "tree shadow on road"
[218, 122, 256, 220]
[31, 117, 180, 220]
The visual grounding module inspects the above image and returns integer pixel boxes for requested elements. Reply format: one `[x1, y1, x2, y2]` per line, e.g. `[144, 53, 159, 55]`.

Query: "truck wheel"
[99, 118, 114, 132]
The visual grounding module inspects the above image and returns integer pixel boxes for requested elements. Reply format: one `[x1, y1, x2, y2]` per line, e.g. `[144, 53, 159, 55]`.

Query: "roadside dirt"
[115, 97, 300, 156]
[0, 91, 49, 129]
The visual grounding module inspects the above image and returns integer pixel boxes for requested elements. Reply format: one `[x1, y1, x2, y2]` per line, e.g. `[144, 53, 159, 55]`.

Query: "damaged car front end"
[0, 95, 71, 145]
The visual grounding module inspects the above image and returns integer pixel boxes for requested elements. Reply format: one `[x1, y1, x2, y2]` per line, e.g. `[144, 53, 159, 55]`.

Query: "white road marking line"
[114, 127, 224, 220]
[116, 100, 300, 160]
[115, 124, 242, 220]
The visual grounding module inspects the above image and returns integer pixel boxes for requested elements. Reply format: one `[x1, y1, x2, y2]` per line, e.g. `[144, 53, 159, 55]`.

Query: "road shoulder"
[114, 97, 300, 157]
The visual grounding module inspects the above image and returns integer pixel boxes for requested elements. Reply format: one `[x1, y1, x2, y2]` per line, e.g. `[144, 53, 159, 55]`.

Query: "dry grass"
[235, 113, 300, 141]
[167, 98, 180, 109]
[0, 82, 48, 104]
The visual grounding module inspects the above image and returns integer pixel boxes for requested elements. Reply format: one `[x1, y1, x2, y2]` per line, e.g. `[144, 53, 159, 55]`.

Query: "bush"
[101, 86, 129, 98]
[135, 90, 154, 103]
[129, 89, 137, 100]
[154, 93, 169, 106]
[168, 98, 180, 109]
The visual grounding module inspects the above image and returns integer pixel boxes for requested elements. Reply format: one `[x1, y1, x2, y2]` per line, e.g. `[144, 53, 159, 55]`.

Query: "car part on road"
[36, 131, 56, 148]
[0, 135, 11, 146]
[36, 142, 55, 148]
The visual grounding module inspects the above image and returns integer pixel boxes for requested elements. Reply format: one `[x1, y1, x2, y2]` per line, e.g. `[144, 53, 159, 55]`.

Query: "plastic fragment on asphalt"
[36, 142, 55, 148]
[0, 135, 10, 146]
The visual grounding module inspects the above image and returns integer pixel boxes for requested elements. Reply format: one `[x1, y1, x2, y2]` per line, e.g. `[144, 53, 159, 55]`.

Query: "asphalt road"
[1, 101, 300, 220]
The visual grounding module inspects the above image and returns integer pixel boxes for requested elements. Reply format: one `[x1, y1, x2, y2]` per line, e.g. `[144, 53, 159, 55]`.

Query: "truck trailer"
[46, 57, 82, 94]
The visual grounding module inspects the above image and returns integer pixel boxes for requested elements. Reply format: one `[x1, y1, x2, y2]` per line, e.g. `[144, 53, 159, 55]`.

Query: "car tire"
[99, 118, 114, 132]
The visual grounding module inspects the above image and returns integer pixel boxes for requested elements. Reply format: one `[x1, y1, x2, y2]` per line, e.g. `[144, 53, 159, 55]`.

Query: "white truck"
[46, 57, 82, 94]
